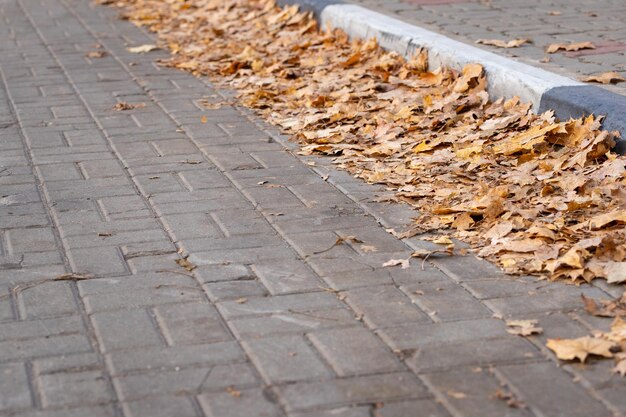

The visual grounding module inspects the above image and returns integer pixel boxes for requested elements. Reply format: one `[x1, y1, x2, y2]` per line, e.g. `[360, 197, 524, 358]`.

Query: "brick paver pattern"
[0, 0, 625, 416]
[348, 0, 626, 97]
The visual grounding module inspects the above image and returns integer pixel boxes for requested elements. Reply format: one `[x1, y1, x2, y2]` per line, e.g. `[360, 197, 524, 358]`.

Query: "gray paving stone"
[278, 372, 429, 412]
[0, 315, 84, 341]
[374, 400, 451, 417]
[483, 285, 608, 317]
[422, 368, 532, 417]
[153, 302, 232, 346]
[378, 319, 508, 351]
[344, 285, 431, 329]
[0, 363, 32, 412]
[188, 245, 297, 266]
[199, 388, 283, 417]
[228, 308, 357, 339]
[16, 280, 77, 319]
[38, 370, 113, 408]
[123, 396, 198, 417]
[496, 362, 612, 417]
[83, 286, 204, 313]
[67, 246, 130, 276]
[308, 326, 403, 376]
[292, 406, 371, 417]
[217, 292, 343, 320]
[105, 341, 246, 375]
[252, 259, 324, 295]
[113, 363, 258, 400]
[91, 309, 163, 352]
[0, 333, 93, 362]
[243, 335, 333, 384]
[204, 280, 269, 302]
[194, 263, 256, 283]
[33, 352, 102, 375]
[407, 337, 540, 373]
[400, 281, 493, 322]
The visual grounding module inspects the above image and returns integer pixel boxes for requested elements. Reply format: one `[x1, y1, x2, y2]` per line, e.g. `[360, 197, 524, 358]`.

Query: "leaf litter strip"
[106, 0, 626, 370]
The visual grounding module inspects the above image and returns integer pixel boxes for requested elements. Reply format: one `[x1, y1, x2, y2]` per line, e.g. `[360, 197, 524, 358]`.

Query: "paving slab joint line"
[278, 0, 626, 153]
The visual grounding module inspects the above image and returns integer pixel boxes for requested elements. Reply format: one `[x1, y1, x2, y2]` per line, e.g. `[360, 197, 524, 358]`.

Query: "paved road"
[0, 0, 625, 416]
[348, 0, 626, 97]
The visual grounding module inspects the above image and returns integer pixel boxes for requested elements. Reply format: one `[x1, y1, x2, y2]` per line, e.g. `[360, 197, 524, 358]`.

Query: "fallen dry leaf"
[546, 41, 595, 53]
[476, 38, 531, 48]
[54, 273, 94, 281]
[506, 319, 543, 336]
[85, 50, 107, 58]
[546, 336, 614, 362]
[127, 44, 159, 53]
[383, 258, 410, 269]
[582, 294, 626, 318]
[581, 71, 626, 85]
[493, 389, 525, 408]
[175, 257, 196, 272]
[226, 386, 241, 397]
[312, 235, 363, 255]
[447, 390, 467, 399]
[113, 102, 145, 111]
[360, 244, 378, 253]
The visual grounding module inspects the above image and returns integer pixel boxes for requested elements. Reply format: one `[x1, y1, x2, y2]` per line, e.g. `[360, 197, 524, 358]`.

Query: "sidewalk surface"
[349, 0, 626, 97]
[0, 0, 625, 416]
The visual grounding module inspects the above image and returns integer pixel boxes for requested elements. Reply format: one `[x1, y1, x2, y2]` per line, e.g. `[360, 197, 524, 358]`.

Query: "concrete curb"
[279, 0, 626, 151]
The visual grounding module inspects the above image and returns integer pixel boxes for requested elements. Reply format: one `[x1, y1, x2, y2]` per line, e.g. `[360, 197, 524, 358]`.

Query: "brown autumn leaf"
[493, 389, 525, 408]
[506, 319, 543, 336]
[175, 257, 196, 272]
[581, 71, 626, 85]
[54, 273, 94, 281]
[382, 258, 410, 269]
[581, 294, 626, 318]
[113, 102, 145, 111]
[547, 336, 615, 362]
[546, 41, 595, 53]
[476, 38, 531, 48]
[85, 50, 107, 58]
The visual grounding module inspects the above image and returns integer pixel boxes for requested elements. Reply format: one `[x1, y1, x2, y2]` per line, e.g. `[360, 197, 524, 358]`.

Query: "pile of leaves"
[109, 0, 626, 285]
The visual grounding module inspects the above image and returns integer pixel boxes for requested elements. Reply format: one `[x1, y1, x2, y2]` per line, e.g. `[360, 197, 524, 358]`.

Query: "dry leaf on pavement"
[383, 258, 410, 269]
[546, 336, 615, 362]
[114, 102, 145, 111]
[506, 319, 543, 336]
[175, 257, 196, 272]
[582, 294, 626, 317]
[581, 72, 626, 84]
[546, 41, 595, 53]
[85, 50, 106, 58]
[476, 38, 530, 48]
[54, 273, 94, 281]
[127, 44, 159, 53]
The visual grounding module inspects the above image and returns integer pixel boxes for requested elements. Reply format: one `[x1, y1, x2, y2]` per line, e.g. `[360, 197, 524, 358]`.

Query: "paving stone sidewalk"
[348, 0, 626, 97]
[1, 0, 626, 416]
